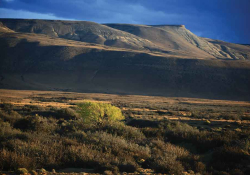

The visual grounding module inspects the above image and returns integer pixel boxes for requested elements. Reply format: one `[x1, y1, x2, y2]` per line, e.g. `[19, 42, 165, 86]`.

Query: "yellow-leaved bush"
[77, 102, 125, 123]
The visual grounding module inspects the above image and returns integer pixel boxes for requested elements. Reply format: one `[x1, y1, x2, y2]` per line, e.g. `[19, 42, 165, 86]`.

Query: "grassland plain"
[0, 89, 250, 175]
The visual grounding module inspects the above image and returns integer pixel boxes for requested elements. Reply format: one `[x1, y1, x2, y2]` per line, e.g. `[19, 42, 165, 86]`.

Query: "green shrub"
[77, 102, 125, 123]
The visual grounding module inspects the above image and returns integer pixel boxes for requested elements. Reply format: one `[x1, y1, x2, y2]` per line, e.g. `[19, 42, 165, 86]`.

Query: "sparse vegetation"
[0, 91, 250, 174]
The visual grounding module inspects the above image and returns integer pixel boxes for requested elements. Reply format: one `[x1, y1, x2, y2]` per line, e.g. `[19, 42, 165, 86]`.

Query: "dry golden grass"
[1, 89, 250, 129]
[1, 89, 250, 108]
[1, 89, 250, 174]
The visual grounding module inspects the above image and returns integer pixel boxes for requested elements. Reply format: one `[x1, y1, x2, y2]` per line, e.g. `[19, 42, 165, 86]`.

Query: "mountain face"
[0, 19, 250, 100]
[105, 24, 250, 59]
[2, 19, 250, 60]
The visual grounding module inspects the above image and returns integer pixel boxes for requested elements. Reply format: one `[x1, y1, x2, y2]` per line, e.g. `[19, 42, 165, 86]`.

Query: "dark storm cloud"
[0, 0, 249, 43]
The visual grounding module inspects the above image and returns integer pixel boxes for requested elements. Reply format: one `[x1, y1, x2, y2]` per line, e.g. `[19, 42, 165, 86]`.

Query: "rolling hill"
[0, 19, 250, 100]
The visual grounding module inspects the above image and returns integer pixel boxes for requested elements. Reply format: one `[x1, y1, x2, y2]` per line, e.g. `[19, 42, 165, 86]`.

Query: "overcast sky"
[0, 0, 249, 44]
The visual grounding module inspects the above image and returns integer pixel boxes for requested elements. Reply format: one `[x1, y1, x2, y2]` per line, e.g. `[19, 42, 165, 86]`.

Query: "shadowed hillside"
[0, 19, 250, 100]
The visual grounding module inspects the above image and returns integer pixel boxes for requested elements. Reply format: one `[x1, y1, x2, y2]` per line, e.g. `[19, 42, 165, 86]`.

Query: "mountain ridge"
[1, 18, 249, 60]
[0, 19, 250, 100]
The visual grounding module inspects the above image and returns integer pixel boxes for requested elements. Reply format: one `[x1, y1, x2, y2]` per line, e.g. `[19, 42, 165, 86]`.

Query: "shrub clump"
[147, 140, 189, 174]
[77, 102, 125, 123]
[57, 108, 79, 120]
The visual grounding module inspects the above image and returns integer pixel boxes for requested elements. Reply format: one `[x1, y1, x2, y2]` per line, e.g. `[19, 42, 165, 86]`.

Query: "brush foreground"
[0, 90, 250, 175]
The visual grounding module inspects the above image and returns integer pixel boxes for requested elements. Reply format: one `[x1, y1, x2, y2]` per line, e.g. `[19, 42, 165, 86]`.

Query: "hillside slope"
[1, 19, 249, 60]
[0, 19, 159, 51]
[106, 24, 250, 60]
[0, 19, 250, 100]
